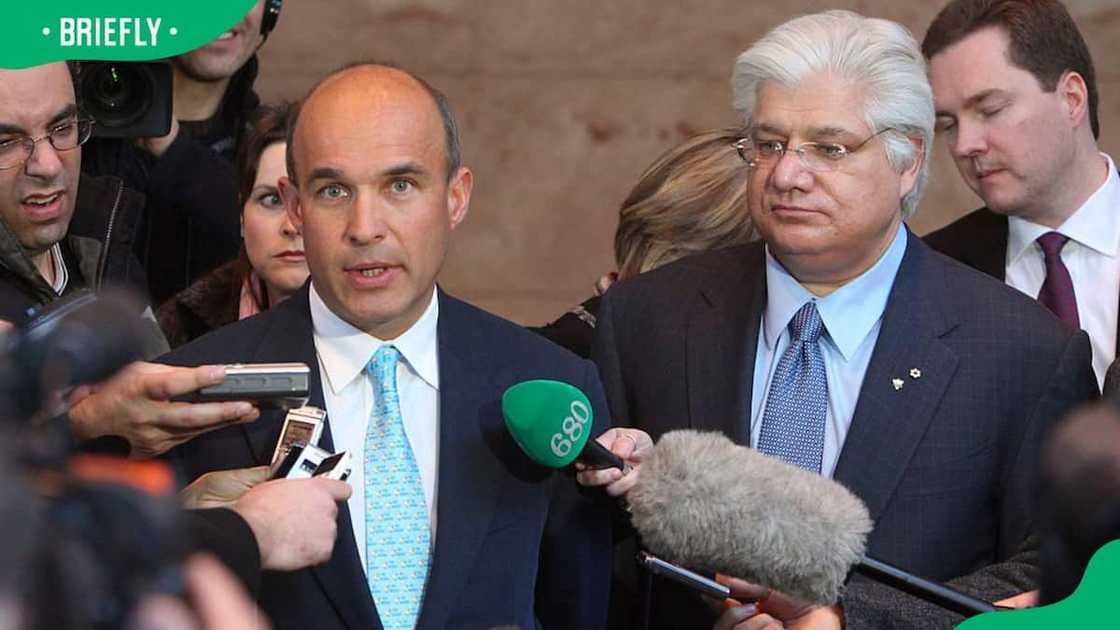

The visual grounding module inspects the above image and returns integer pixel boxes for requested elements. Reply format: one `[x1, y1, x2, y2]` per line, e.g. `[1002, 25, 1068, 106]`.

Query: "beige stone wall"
[256, 0, 1120, 325]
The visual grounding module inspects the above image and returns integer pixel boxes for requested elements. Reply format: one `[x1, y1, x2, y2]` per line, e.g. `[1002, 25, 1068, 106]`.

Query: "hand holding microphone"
[713, 575, 843, 630]
[501, 379, 653, 496]
[575, 427, 652, 497]
[504, 390, 999, 623]
[630, 430, 998, 619]
[501, 379, 632, 472]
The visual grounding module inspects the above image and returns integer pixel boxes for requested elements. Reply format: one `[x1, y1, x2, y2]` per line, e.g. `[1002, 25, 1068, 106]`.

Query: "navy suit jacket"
[593, 232, 1098, 628]
[163, 286, 613, 630]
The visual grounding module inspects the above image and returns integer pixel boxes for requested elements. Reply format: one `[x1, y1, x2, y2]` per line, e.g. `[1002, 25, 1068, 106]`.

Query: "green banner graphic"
[958, 539, 1120, 628]
[2, 1, 257, 69]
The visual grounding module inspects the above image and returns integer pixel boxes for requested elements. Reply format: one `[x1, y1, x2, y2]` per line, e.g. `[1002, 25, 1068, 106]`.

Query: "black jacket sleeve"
[184, 507, 261, 597]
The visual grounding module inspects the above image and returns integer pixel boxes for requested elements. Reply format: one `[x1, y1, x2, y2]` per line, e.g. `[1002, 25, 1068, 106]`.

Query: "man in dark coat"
[922, 0, 1117, 389]
[163, 63, 614, 630]
[588, 10, 1097, 629]
[0, 61, 159, 354]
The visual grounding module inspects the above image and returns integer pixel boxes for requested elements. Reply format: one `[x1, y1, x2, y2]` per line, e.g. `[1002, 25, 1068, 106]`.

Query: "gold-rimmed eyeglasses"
[733, 127, 896, 173]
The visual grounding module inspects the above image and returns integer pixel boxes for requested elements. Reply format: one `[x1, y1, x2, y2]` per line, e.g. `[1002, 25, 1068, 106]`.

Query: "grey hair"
[731, 10, 934, 220]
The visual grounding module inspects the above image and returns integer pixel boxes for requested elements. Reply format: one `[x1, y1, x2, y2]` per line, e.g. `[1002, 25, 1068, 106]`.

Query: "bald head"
[286, 63, 461, 187]
[278, 62, 473, 340]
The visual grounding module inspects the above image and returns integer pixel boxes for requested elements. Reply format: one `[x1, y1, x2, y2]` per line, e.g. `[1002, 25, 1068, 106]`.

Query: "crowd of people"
[1, 0, 1118, 628]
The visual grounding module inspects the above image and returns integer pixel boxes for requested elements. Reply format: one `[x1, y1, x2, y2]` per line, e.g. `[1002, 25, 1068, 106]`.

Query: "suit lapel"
[241, 287, 323, 465]
[832, 236, 960, 520]
[978, 209, 1009, 281]
[240, 286, 380, 630]
[686, 246, 766, 445]
[415, 293, 507, 630]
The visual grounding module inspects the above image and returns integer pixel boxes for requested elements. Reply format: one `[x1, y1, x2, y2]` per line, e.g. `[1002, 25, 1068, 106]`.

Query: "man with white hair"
[590, 10, 1097, 628]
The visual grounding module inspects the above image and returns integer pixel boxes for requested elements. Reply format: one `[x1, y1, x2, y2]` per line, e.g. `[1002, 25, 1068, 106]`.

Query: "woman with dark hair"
[158, 103, 305, 348]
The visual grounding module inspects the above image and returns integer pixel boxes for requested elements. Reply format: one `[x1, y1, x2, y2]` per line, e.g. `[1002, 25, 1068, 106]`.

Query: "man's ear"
[898, 136, 925, 201]
[279, 176, 303, 230]
[1057, 70, 1090, 131]
[446, 167, 473, 229]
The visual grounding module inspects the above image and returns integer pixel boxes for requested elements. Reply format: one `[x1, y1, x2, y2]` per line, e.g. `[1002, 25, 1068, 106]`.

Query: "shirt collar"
[49, 243, 68, 295]
[763, 223, 907, 361]
[309, 283, 441, 395]
[1008, 153, 1120, 263]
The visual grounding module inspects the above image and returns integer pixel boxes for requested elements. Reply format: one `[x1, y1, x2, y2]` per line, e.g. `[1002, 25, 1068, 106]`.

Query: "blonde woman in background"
[534, 128, 757, 357]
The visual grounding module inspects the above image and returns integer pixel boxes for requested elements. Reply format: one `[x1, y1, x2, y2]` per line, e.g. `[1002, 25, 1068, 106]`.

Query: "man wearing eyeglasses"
[0, 63, 271, 460]
[592, 10, 1097, 629]
[0, 61, 154, 333]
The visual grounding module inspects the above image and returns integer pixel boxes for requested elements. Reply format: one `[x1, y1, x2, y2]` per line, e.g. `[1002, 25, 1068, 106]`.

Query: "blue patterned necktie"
[757, 301, 828, 473]
[364, 345, 430, 630]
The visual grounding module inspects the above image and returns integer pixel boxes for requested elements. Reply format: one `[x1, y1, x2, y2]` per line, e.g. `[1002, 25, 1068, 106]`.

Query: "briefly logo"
[49, 18, 168, 48]
[3, 1, 256, 69]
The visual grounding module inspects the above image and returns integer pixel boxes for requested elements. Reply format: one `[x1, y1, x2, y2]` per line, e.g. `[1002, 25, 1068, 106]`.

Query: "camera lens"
[81, 63, 153, 129]
[94, 67, 132, 108]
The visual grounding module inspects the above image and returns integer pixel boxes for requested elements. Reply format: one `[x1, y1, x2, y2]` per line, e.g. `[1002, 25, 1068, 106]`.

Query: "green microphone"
[502, 379, 625, 470]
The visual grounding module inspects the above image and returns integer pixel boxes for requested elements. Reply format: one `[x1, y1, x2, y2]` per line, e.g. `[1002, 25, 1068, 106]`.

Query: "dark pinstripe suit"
[593, 231, 1098, 628]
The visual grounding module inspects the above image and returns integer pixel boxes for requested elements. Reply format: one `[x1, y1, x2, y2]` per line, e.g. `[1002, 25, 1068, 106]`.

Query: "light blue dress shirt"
[750, 224, 908, 478]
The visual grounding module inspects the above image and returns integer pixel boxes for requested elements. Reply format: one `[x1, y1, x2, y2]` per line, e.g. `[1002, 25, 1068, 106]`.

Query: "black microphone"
[628, 430, 997, 617]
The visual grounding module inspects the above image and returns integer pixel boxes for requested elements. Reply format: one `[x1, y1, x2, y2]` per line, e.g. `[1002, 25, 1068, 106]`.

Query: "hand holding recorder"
[268, 406, 352, 482]
[232, 476, 351, 571]
[68, 362, 261, 459]
[69, 361, 311, 459]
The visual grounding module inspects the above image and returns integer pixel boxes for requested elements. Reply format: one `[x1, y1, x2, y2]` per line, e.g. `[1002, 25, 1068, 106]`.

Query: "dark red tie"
[1036, 232, 1080, 329]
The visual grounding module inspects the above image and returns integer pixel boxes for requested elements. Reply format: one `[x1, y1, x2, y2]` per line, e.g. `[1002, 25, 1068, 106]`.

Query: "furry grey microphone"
[628, 430, 998, 617]
[627, 430, 871, 606]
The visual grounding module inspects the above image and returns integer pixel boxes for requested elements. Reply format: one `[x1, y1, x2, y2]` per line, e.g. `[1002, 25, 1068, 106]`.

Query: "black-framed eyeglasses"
[733, 127, 896, 173]
[0, 118, 95, 171]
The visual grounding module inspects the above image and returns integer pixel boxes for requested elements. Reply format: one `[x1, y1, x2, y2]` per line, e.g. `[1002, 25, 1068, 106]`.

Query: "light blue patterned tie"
[364, 345, 430, 630]
[757, 301, 828, 473]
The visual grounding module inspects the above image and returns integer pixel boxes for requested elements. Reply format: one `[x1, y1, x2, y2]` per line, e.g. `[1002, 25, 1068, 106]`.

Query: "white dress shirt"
[309, 283, 441, 569]
[1006, 154, 1120, 388]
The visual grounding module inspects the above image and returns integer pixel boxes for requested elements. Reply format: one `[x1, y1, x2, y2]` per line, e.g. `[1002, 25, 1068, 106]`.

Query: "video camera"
[76, 62, 173, 138]
[1, 289, 146, 424]
[0, 292, 188, 630]
[74, 0, 285, 139]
